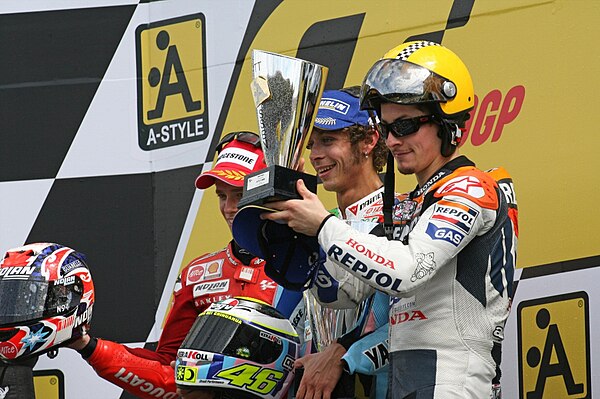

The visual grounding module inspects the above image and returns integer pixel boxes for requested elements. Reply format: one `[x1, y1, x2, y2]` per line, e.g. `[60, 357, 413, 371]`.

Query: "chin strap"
[383, 150, 395, 241]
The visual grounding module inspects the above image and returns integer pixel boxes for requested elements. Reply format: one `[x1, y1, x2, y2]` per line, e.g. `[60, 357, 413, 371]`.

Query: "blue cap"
[314, 89, 370, 130]
[232, 205, 321, 291]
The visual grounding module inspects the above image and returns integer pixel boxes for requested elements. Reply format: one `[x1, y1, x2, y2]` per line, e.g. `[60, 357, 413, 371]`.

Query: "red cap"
[195, 138, 266, 189]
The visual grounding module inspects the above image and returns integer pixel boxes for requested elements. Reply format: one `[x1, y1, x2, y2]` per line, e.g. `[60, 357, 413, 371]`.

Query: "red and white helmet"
[0, 243, 94, 361]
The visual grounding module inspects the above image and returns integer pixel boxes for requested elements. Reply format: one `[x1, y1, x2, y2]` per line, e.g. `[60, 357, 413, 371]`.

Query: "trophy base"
[238, 165, 317, 207]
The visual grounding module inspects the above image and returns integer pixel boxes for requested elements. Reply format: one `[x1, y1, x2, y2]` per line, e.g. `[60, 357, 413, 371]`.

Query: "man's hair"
[346, 124, 387, 172]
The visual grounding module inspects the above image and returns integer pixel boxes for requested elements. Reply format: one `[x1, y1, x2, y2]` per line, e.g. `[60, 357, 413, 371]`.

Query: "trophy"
[238, 50, 328, 207]
[305, 220, 379, 352]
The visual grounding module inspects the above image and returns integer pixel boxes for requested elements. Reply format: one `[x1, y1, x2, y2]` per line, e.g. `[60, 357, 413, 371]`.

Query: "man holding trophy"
[232, 50, 392, 398]
[295, 87, 392, 399]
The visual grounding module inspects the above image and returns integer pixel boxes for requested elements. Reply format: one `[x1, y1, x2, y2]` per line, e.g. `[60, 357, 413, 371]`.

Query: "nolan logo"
[135, 14, 209, 150]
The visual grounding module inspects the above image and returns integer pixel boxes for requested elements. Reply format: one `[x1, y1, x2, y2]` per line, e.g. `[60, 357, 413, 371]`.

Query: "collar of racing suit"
[334, 186, 385, 222]
[229, 239, 259, 266]
[409, 155, 476, 199]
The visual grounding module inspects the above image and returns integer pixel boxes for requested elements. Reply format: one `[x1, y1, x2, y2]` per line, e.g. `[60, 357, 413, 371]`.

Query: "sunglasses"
[215, 131, 261, 153]
[378, 114, 438, 139]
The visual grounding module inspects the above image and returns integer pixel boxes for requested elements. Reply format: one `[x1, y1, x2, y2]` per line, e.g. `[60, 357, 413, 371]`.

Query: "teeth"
[318, 165, 334, 173]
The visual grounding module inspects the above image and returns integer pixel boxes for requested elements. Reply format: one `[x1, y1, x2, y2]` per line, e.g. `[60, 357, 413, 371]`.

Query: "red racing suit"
[82, 241, 304, 399]
[317, 156, 518, 398]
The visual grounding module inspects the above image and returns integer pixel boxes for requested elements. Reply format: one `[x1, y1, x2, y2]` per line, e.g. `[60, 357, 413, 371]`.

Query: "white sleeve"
[318, 193, 497, 297]
[310, 257, 375, 309]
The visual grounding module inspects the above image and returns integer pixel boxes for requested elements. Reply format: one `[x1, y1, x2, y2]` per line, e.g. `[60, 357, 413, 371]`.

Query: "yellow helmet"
[360, 41, 474, 123]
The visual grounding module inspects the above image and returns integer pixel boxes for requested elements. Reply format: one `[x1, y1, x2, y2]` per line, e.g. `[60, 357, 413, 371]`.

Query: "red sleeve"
[153, 270, 200, 361]
[86, 339, 178, 399]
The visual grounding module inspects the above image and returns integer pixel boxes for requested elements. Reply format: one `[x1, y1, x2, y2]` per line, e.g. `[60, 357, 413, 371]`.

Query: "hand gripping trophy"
[238, 50, 327, 207]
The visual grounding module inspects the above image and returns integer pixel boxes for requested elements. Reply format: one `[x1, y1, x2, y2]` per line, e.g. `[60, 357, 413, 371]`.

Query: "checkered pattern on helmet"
[395, 41, 440, 60]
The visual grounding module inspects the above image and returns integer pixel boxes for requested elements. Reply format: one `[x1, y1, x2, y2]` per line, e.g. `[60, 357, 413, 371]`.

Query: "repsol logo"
[390, 310, 427, 325]
[115, 368, 177, 398]
[345, 238, 395, 270]
[327, 244, 401, 292]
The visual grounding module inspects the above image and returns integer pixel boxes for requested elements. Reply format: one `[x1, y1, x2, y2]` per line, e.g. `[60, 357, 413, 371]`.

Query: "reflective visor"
[360, 58, 450, 109]
[0, 279, 48, 325]
[181, 312, 283, 364]
[0, 277, 83, 326]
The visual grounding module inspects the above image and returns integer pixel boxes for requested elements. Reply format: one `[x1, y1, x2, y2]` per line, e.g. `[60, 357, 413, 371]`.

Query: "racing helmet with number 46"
[175, 297, 299, 399]
[0, 243, 94, 361]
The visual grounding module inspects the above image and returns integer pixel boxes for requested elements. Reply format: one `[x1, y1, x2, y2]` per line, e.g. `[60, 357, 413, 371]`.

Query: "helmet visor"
[181, 312, 283, 364]
[360, 58, 451, 109]
[0, 279, 49, 325]
[0, 276, 83, 326]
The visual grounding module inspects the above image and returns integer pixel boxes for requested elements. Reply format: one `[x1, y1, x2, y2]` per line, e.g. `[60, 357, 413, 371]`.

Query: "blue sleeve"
[341, 324, 389, 375]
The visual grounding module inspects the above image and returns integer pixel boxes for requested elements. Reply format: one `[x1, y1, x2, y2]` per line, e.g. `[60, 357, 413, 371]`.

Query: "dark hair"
[346, 124, 388, 172]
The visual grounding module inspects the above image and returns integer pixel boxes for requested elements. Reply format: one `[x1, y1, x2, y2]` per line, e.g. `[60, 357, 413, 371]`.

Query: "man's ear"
[363, 127, 379, 153]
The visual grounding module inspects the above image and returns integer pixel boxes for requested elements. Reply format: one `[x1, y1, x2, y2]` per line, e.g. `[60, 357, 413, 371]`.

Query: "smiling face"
[214, 180, 244, 231]
[380, 102, 453, 186]
[307, 128, 364, 194]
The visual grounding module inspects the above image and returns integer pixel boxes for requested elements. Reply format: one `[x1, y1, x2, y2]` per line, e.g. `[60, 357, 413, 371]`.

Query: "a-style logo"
[135, 14, 209, 150]
[518, 291, 590, 399]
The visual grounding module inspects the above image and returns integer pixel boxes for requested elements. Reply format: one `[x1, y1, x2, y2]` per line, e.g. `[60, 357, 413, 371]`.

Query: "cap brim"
[314, 120, 355, 131]
[195, 171, 245, 189]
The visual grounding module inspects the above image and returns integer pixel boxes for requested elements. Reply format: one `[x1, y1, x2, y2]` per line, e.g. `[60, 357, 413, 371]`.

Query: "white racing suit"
[311, 187, 392, 398]
[316, 157, 518, 398]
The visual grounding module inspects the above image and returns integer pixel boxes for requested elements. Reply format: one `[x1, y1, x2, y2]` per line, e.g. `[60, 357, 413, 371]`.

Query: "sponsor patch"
[204, 259, 223, 279]
[193, 279, 229, 298]
[411, 252, 436, 282]
[327, 244, 402, 292]
[425, 223, 465, 246]
[259, 279, 277, 291]
[186, 263, 205, 284]
[431, 199, 479, 234]
[215, 146, 259, 170]
[176, 365, 198, 383]
[210, 297, 238, 311]
[437, 175, 485, 198]
[319, 97, 350, 115]
[0, 266, 35, 280]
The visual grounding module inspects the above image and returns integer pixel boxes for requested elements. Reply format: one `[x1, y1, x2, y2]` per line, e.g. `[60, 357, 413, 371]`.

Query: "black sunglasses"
[378, 114, 438, 139]
[215, 131, 261, 153]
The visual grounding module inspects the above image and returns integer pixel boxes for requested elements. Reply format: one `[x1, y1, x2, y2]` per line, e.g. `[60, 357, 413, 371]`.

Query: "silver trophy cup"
[238, 50, 327, 207]
[305, 219, 379, 352]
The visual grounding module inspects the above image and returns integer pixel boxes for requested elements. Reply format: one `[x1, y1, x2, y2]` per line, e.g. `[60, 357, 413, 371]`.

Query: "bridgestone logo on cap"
[215, 147, 258, 169]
